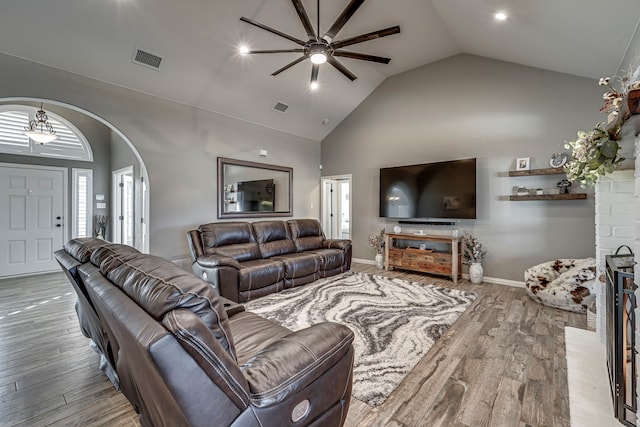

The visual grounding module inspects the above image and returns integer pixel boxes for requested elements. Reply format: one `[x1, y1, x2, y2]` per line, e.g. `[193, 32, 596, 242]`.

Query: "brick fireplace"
[594, 115, 640, 425]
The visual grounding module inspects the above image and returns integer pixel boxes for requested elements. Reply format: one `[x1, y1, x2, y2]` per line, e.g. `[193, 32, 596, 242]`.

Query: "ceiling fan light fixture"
[239, 0, 399, 84]
[239, 45, 249, 55]
[310, 52, 327, 64]
[308, 43, 329, 64]
[310, 81, 319, 90]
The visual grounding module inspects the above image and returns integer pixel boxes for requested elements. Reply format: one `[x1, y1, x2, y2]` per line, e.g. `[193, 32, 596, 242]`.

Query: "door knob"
[56, 224, 61, 228]
[56, 216, 61, 220]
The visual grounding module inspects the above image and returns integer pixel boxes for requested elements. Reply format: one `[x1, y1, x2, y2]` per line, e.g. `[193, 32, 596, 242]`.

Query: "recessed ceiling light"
[239, 45, 249, 55]
[310, 82, 319, 90]
[494, 11, 507, 21]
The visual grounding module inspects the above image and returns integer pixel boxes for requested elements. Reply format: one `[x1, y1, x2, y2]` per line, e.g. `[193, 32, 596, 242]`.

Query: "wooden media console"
[385, 233, 461, 284]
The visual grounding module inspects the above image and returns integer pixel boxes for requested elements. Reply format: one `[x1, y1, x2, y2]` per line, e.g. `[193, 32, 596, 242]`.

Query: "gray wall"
[321, 54, 603, 281]
[0, 53, 320, 260]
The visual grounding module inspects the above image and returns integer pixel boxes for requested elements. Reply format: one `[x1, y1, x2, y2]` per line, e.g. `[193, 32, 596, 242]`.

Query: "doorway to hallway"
[320, 175, 351, 240]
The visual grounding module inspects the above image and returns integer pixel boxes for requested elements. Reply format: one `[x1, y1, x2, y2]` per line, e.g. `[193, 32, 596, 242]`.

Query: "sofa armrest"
[196, 254, 241, 270]
[163, 309, 250, 409]
[241, 322, 354, 408]
[322, 239, 351, 251]
[191, 254, 241, 302]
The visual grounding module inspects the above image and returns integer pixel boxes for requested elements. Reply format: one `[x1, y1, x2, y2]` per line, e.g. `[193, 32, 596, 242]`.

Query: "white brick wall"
[595, 169, 635, 342]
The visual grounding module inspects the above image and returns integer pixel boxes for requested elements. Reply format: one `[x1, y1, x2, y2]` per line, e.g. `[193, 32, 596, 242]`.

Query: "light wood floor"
[0, 263, 585, 426]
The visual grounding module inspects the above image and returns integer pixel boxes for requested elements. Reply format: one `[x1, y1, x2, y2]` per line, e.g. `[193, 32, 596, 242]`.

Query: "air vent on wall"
[273, 102, 289, 113]
[132, 47, 163, 70]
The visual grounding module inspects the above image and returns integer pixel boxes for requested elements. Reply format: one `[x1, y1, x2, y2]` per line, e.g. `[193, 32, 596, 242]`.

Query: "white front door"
[0, 164, 66, 277]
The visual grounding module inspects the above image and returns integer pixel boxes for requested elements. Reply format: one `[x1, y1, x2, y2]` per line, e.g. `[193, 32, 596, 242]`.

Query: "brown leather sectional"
[187, 219, 352, 302]
[55, 238, 355, 427]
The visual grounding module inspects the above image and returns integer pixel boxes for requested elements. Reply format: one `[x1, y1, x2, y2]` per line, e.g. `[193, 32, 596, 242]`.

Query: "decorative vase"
[469, 262, 483, 284]
[375, 253, 384, 269]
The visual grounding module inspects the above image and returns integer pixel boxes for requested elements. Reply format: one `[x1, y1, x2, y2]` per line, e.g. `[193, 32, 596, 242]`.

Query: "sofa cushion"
[288, 219, 325, 252]
[237, 259, 285, 292]
[273, 252, 322, 279]
[228, 311, 291, 365]
[199, 222, 261, 261]
[94, 248, 237, 359]
[252, 220, 296, 258]
[310, 248, 345, 271]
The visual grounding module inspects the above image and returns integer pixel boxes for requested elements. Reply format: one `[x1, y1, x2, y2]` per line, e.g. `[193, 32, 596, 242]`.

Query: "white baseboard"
[353, 258, 525, 288]
[473, 275, 525, 288]
[353, 257, 376, 265]
[170, 258, 192, 271]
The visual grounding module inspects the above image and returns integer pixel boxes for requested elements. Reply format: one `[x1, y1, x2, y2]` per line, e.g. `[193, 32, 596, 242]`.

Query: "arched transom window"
[0, 105, 93, 162]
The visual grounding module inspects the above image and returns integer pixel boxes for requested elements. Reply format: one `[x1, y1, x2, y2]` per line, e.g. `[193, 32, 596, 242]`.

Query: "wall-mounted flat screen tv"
[379, 158, 476, 219]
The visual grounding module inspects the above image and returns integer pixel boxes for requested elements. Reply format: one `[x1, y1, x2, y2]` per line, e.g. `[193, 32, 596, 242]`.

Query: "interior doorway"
[0, 97, 150, 253]
[321, 175, 351, 240]
[113, 166, 134, 246]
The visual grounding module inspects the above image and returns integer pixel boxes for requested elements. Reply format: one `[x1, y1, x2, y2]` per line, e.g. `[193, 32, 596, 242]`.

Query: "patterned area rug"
[244, 271, 477, 406]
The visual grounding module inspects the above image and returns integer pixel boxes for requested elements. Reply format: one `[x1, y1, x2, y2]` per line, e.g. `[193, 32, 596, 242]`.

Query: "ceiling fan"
[240, 0, 400, 88]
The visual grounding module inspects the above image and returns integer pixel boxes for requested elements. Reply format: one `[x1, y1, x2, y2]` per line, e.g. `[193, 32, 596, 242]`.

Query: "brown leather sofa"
[187, 219, 352, 302]
[56, 238, 355, 427]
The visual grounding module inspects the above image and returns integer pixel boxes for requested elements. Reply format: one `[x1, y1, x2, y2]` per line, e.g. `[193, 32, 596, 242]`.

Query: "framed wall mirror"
[218, 157, 293, 218]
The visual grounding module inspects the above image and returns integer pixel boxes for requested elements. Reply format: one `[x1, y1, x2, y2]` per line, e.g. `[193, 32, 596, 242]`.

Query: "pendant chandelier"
[24, 103, 58, 144]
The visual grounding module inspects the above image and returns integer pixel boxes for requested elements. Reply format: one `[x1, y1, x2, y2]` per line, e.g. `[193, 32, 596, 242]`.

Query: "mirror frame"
[217, 157, 293, 219]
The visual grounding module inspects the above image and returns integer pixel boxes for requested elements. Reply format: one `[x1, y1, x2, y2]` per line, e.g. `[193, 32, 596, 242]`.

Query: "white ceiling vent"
[273, 102, 290, 113]
[132, 47, 163, 70]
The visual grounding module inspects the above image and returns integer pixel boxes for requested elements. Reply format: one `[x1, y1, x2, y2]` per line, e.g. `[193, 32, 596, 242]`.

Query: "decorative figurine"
[557, 178, 572, 194]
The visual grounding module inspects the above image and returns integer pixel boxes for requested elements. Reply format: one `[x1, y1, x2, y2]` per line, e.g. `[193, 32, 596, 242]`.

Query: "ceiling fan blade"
[311, 64, 319, 85]
[327, 56, 357, 81]
[240, 17, 306, 46]
[331, 26, 401, 49]
[291, 0, 317, 39]
[247, 49, 305, 54]
[324, 0, 366, 41]
[333, 51, 390, 64]
[271, 56, 308, 76]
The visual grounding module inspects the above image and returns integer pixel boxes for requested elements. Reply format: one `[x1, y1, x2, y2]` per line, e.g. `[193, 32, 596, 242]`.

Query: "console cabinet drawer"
[385, 234, 461, 283]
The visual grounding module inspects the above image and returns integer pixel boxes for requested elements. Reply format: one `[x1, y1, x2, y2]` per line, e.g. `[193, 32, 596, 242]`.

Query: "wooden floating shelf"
[509, 193, 587, 201]
[508, 167, 565, 177]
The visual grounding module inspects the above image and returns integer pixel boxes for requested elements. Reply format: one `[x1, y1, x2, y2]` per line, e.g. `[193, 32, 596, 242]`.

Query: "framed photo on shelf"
[516, 157, 530, 171]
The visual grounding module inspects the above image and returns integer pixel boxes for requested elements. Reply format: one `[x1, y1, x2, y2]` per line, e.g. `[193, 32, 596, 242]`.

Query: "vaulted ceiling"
[1, 0, 639, 141]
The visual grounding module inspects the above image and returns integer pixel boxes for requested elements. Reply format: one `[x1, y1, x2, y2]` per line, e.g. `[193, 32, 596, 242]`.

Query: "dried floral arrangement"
[368, 228, 386, 254]
[563, 64, 640, 187]
[462, 232, 487, 265]
[94, 215, 108, 238]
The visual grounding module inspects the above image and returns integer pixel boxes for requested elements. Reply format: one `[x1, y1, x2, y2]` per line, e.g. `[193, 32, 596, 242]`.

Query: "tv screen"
[379, 158, 476, 219]
[237, 179, 275, 212]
